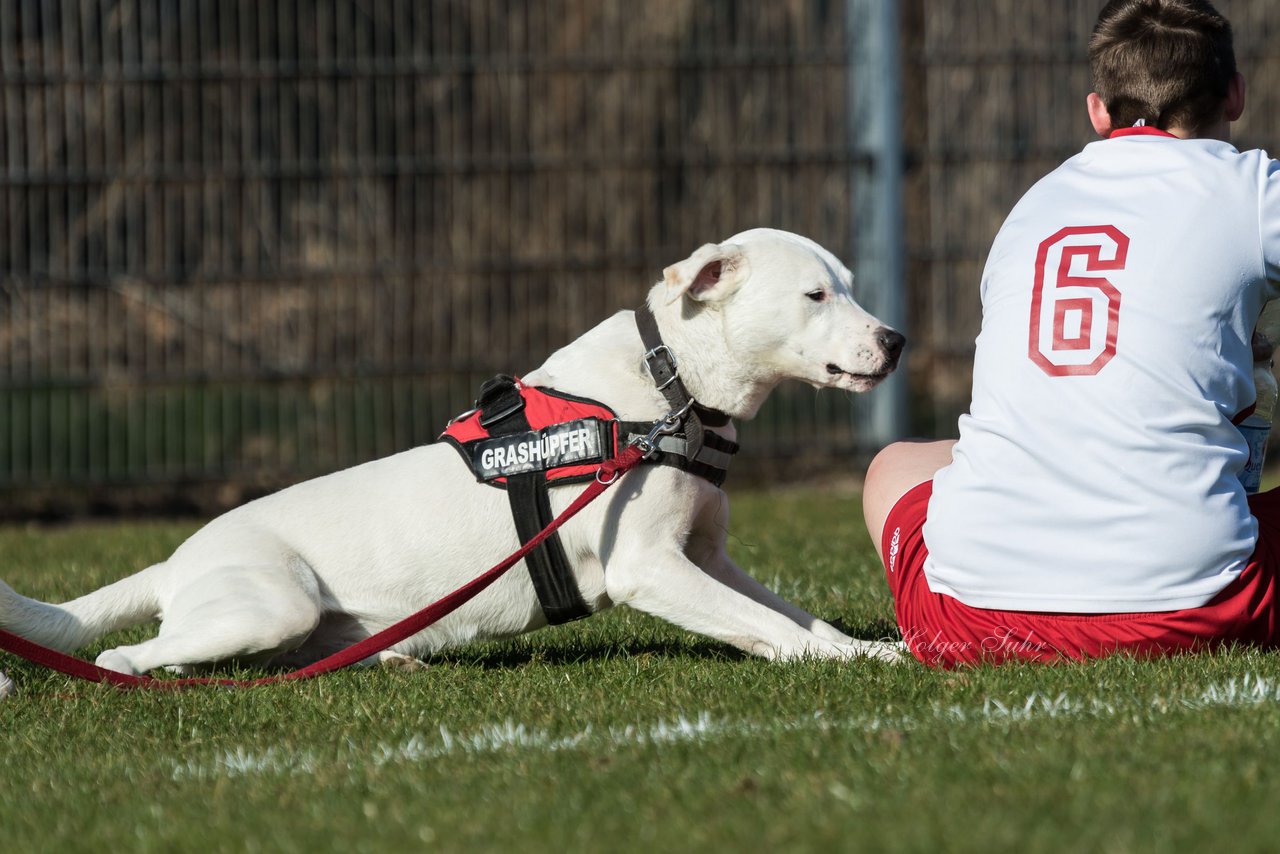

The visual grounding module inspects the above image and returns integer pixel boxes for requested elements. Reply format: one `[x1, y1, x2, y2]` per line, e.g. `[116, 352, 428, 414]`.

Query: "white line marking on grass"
[171, 713, 730, 781]
[169, 673, 1280, 781]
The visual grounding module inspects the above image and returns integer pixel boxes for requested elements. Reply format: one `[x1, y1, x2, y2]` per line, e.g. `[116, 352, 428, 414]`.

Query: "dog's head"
[661, 229, 904, 395]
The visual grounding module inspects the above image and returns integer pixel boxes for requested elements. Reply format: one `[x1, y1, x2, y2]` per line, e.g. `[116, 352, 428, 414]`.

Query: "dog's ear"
[663, 243, 746, 304]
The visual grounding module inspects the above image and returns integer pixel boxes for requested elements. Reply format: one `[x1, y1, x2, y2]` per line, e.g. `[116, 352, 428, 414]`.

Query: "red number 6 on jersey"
[1028, 225, 1129, 377]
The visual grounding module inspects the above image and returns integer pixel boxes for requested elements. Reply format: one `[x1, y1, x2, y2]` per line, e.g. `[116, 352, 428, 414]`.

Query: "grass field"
[4, 488, 1280, 853]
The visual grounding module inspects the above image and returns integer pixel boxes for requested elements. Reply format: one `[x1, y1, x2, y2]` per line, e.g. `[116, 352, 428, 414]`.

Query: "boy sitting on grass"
[862, 0, 1280, 666]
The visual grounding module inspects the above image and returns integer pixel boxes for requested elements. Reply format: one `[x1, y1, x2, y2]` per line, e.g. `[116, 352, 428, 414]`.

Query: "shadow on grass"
[427, 637, 751, 669]
[427, 617, 904, 671]
[827, 616, 903, 645]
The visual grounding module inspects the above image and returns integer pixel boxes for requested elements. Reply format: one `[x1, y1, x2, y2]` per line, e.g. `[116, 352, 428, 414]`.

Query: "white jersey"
[924, 129, 1280, 612]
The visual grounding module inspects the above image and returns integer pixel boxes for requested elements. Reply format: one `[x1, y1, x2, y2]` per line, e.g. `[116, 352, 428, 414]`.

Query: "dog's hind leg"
[378, 651, 429, 671]
[94, 559, 324, 676]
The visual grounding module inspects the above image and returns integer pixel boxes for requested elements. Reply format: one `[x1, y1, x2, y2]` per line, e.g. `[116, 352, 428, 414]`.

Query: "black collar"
[633, 304, 732, 465]
[634, 303, 732, 428]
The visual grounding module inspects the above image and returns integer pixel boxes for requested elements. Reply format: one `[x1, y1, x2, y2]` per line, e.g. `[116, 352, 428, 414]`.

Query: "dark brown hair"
[1089, 0, 1236, 132]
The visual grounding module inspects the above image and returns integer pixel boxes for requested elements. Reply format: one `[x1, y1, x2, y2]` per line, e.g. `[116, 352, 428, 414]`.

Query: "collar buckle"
[643, 344, 680, 391]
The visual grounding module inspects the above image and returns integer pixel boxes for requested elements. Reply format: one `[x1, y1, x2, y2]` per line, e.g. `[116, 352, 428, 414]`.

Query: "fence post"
[848, 0, 907, 449]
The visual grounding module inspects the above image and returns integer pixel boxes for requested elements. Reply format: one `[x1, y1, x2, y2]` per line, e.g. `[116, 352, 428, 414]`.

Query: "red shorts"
[881, 481, 1280, 667]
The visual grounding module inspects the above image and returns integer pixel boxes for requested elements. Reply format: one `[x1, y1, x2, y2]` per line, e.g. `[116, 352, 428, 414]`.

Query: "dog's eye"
[806, 289, 826, 303]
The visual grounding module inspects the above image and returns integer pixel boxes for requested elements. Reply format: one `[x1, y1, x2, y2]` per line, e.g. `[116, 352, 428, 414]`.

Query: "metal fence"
[3, 0, 1280, 515]
[2, 0, 886, 514]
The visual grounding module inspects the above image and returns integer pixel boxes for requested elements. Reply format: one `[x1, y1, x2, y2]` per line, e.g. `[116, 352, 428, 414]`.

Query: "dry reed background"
[2, 0, 1279, 516]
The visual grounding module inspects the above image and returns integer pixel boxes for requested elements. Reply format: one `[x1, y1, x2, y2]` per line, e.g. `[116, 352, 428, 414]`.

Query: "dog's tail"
[0, 564, 165, 652]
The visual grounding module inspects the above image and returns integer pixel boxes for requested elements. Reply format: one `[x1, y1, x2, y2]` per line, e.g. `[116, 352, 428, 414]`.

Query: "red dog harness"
[440, 379, 737, 488]
[438, 324, 740, 626]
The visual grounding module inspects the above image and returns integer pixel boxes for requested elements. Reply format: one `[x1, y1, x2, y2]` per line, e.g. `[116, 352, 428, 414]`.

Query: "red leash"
[0, 445, 646, 691]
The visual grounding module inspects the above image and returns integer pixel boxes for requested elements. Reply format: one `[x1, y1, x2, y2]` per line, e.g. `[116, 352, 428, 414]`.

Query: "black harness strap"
[616, 421, 738, 488]
[476, 376, 591, 624]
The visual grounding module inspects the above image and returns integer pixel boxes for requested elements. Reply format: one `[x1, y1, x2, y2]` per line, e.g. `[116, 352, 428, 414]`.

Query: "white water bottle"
[1239, 302, 1280, 494]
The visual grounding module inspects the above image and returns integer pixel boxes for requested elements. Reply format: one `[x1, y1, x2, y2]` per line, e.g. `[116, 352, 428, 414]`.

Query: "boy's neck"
[1165, 119, 1231, 141]
[1087, 84, 1242, 145]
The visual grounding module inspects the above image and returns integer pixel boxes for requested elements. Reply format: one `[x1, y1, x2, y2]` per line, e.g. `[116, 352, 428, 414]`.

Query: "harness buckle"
[632, 399, 695, 459]
[478, 397, 525, 428]
[643, 344, 680, 391]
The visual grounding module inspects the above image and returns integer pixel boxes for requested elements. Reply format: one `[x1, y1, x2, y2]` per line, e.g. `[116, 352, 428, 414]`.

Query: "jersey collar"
[1108, 126, 1179, 139]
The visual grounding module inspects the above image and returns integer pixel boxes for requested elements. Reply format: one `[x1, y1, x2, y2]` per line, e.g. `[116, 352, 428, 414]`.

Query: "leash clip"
[632, 399, 695, 459]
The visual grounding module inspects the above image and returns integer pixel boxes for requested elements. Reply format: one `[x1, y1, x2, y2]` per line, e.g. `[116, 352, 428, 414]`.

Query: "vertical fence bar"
[848, 0, 907, 447]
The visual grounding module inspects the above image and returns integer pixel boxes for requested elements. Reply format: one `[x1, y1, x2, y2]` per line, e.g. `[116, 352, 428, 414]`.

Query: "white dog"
[0, 228, 905, 676]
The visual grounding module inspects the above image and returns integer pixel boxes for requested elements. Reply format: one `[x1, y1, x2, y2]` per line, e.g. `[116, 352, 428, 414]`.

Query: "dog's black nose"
[877, 328, 906, 365]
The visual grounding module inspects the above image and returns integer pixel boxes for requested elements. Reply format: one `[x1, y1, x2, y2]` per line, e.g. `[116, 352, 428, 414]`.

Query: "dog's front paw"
[0, 670, 14, 701]
[845, 639, 906, 664]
